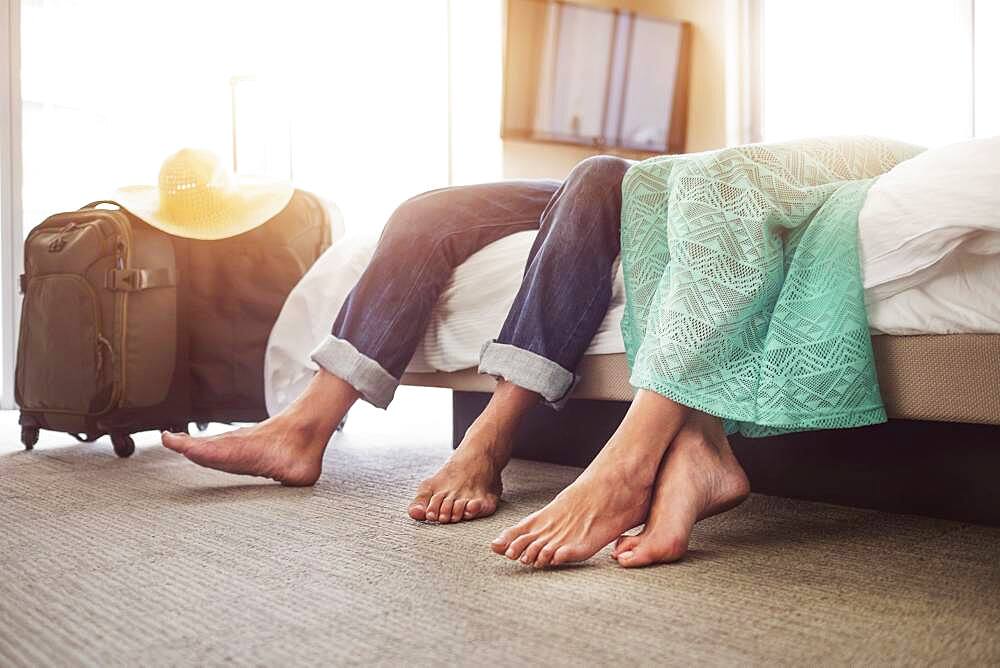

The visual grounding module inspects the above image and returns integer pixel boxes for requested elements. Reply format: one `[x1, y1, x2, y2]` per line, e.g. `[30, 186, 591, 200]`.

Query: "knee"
[563, 155, 632, 197]
[687, 147, 754, 182]
[378, 188, 452, 249]
[622, 158, 663, 193]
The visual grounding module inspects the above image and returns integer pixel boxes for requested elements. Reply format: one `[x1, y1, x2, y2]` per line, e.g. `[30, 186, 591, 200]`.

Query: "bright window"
[761, 0, 997, 146]
[20, 0, 501, 237]
[4, 0, 503, 405]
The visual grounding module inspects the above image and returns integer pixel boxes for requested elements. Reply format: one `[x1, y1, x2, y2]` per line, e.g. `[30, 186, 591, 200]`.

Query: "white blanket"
[267, 138, 1000, 414]
[858, 136, 1000, 334]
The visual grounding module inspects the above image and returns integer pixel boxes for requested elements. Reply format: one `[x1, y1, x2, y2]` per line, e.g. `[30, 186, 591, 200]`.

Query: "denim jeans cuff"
[478, 341, 579, 410]
[310, 335, 397, 409]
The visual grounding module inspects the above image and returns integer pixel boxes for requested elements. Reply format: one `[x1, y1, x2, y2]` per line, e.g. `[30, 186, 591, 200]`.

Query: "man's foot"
[491, 390, 689, 567]
[408, 422, 510, 523]
[409, 380, 537, 524]
[612, 412, 749, 568]
[161, 369, 355, 485]
[162, 418, 330, 486]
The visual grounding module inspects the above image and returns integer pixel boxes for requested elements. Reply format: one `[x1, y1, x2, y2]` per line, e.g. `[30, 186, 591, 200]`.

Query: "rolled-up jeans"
[310, 156, 632, 409]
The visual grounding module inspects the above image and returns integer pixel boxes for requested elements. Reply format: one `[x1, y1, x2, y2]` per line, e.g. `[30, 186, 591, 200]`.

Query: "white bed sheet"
[265, 227, 1000, 415]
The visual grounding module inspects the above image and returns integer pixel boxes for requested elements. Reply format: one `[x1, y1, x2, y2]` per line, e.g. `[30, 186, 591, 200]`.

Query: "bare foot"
[491, 390, 688, 567]
[162, 370, 356, 486]
[408, 422, 510, 523]
[409, 380, 536, 524]
[162, 420, 329, 486]
[612, 411, 749, 568]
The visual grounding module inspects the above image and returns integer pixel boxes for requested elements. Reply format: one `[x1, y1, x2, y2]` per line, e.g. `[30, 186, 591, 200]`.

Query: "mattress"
[266, 230, 1000, 418]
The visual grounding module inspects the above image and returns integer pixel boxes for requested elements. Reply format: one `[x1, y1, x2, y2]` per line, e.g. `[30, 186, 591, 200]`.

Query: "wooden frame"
[502, 0, 692, 155]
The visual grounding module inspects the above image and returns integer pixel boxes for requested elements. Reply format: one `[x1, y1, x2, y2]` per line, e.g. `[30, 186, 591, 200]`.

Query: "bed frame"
[403, 335, 1000, 525]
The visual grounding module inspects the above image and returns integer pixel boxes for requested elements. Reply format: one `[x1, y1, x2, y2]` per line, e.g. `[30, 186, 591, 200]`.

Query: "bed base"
[452, 391, 1000, 527]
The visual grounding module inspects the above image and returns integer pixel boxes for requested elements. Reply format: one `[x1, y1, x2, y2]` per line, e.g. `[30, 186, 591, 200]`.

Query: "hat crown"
[114, 147, 294, 240]
[157, 149, 234, 222]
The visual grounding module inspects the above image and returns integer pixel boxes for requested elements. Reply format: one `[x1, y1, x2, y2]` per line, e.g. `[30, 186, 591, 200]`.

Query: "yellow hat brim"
[113, 177, 294, 241]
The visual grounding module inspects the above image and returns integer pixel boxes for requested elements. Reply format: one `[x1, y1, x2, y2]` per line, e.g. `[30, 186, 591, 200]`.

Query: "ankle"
[267, 406, 338, 449]
[584, 445, 659, 491]
[460, 418, 515, 460]
[603, 433, 669, 474]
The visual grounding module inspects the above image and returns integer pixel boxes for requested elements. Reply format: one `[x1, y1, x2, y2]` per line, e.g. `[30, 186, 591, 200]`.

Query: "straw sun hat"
[114, 148, 294, 240]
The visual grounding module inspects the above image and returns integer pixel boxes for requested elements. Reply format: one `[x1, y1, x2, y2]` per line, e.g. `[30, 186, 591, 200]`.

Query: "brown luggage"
[15, 190, 331, 456]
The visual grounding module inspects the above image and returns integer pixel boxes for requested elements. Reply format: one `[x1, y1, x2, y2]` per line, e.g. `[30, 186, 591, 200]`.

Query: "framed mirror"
[503, 0, 691, 154]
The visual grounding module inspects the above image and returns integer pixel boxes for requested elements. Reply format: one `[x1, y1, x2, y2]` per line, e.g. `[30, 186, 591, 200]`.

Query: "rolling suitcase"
[15, 190, 331, 456]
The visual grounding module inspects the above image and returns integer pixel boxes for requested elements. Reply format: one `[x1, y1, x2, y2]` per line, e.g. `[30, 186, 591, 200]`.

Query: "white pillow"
[858, 136, 1000, 302]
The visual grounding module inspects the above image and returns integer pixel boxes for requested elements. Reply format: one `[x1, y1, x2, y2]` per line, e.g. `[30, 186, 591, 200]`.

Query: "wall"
[502, 0, 729, 179]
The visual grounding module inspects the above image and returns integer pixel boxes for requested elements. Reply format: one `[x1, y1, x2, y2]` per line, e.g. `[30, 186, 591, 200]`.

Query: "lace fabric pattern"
[619, 138, 924, 436]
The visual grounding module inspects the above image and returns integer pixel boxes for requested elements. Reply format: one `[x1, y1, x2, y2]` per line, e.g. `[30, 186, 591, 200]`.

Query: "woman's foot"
[161, 370, 356, 486]
[491, 390, 688, 567]
[612, 412, 749, 568]
[409, 380, 535, 523]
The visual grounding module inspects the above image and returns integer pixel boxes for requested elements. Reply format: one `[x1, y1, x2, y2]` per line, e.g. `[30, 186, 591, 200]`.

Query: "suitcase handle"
[80, 200, 123, 210]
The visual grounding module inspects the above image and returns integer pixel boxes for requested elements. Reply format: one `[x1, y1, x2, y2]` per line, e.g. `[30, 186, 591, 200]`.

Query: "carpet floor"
[2, 398, 999, 666]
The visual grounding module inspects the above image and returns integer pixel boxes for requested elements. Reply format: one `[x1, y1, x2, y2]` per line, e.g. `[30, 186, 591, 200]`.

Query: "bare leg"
[612, 411, 749, 567]
[409, 381, 537, 523]
[491, 390, 689, 567]
[161, 370, 358, 485]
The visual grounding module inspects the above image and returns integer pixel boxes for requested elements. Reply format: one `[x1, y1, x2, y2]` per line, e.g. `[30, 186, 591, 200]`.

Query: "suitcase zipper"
[108, 214, 133, 410]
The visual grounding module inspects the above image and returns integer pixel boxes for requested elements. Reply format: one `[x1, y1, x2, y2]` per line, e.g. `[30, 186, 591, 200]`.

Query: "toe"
[425, 492, 446, 522]
[467, 495, 499, 520]
[480, 495, 499, 516]
[465, 499, 483, 518]
[408, 488, 432, 521]
[161, 432, 193, 454]
[551, 543, 589, 566]
[438, 497, 455, 524]
[451, 499, 468, 523]
[491, 524, 524, 554]
[504, 532, 539, 561]
[617, 534, 688, 568]
[534, 543, 557, 568]
[612, 534, 641, 559]
[465, 495, 499, 517]
[615, 546, 657, 568]
[520, 539, 546, 566]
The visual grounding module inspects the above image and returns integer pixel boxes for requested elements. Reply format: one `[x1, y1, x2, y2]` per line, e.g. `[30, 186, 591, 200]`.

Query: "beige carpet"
[2, 404, 999, 665]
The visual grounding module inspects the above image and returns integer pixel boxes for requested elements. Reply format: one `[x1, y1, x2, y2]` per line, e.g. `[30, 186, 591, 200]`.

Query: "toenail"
[618, 551, 634, 560]
[505, 548, 516, 558]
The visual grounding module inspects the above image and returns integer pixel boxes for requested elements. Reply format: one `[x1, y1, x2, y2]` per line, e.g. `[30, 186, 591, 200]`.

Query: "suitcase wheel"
[21, 426, 39, 450]
[110, 433, 135, 458]
[196, 422, 210, 432]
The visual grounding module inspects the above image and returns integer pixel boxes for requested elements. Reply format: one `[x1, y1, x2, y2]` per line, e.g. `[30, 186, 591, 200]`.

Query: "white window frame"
[0, 0, 23, 410]
[725, 0, 763, 146]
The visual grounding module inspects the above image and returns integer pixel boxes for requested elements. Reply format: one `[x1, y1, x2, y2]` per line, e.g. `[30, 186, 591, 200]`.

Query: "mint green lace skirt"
[619, 138, 923, 436]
